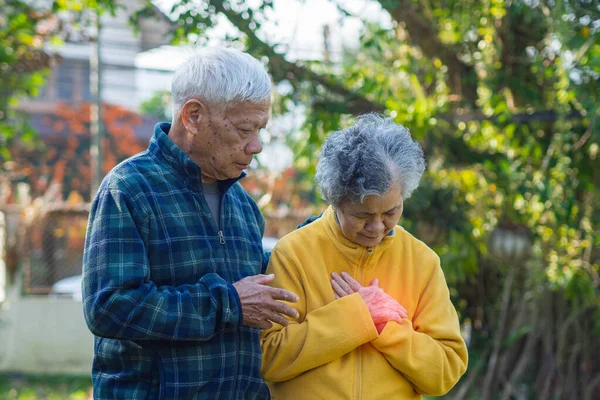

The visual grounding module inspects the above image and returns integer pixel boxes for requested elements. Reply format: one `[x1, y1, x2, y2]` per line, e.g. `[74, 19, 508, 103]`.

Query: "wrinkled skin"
[234, 274, 299, 330]
[331, 271, 407, 333]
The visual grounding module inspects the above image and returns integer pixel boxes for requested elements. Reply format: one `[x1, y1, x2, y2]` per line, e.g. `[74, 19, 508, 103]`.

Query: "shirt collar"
[148, 122, 245, 192]
[323, 206, 395, 265]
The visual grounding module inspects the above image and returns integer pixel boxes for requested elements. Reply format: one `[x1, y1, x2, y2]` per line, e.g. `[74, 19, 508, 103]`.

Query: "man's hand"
[331, 271, 408, 331]
[233, 274, 299, 329]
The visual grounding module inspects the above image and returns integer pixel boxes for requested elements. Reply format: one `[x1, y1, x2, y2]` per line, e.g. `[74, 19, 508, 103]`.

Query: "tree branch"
[481, 265, 516, 400]
[212, 1, 384, 115]
[211, 1, 583, 126]
[378, 0, 478, 105]
[440, 110, 584, 123]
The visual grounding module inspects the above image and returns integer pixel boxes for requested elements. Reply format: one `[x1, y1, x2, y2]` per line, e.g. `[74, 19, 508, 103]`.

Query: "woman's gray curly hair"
[315, 114, 426, 206]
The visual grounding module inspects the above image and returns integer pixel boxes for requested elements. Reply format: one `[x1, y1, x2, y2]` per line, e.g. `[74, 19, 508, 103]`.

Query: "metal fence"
[9, 203, 310, 295]
[20, 204, 90, 294]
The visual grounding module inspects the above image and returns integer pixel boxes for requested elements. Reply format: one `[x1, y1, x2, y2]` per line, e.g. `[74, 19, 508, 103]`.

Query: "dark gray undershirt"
[202, 182, 221, 230]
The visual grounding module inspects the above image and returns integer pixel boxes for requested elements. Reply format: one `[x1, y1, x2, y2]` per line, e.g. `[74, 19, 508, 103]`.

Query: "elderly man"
[82, 47, 298, 399]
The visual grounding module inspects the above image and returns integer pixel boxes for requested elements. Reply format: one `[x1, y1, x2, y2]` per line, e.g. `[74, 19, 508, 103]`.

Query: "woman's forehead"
[343, 186, 403, 213]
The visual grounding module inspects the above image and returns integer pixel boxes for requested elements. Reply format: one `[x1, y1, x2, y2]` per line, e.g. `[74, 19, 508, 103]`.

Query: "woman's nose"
[365, 217, 385, 232]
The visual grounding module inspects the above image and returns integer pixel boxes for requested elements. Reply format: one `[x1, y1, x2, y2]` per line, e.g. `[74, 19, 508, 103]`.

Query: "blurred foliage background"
[1, 0, 599, 398]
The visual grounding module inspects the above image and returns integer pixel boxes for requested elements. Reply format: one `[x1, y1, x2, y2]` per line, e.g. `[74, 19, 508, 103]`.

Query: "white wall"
[135, 68, 174, 109]
[135, 46, 182, 108]
[0, 294, 93, 375]
[0, 213, 5, 304]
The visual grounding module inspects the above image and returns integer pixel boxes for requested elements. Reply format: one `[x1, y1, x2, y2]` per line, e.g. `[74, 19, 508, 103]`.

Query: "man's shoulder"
[228, 181, 250, 197]
[101, 151, 157, 193]
[229, 182, 260, 207]
[226, 182, 265, 228]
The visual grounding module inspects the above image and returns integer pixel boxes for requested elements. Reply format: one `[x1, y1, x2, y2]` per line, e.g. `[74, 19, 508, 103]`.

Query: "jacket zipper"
[217, 192, 239, 399]
[197, 182, 244, 396]
[199, 187, 237, 395]
[355, 247, 372, 400]
[217, 191, 226, 246]
[155, 351, 165, 400]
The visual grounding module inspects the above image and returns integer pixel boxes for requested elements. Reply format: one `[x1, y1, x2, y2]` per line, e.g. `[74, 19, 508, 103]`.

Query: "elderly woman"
[260, 114, 468, 399]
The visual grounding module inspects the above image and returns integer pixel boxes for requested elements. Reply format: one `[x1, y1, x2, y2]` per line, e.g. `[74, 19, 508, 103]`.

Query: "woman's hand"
[331, 272, 407, 332]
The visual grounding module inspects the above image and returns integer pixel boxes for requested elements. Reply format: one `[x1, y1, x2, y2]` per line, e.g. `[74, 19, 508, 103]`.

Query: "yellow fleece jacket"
[261, 206, 468, 399]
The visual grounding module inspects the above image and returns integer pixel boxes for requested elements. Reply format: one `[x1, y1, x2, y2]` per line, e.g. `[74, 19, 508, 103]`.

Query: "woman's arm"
[260, 248, 378, 382]
[370, 259, 468, 396]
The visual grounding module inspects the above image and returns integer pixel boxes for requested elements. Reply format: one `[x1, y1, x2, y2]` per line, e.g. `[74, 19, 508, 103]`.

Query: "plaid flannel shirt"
[82, 123, 270, 399]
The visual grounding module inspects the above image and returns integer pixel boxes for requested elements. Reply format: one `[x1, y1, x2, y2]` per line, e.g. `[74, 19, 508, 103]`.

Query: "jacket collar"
[148, 122, 245, 193]
[322, 206, 396, 266]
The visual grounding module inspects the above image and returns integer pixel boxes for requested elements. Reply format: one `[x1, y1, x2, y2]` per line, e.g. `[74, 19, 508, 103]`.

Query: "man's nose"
[246, 134, 263, 155]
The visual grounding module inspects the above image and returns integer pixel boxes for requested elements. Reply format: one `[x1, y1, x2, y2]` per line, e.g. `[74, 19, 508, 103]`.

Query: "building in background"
[3, 0, 175, 204]
[19, 0, 174, 114]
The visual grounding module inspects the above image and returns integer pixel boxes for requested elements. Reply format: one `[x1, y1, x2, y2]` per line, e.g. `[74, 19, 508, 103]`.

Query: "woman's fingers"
[332, 274, 409, 323]
[340, 271, 363, 292]
[331, 272, 355, 294]
[398, 305, 408, 319]
[393, 312, 405, 324]
[331, 278, 350, 298]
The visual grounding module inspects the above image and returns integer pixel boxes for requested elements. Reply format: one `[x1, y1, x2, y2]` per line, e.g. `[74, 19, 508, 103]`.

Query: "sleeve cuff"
[372, 319, 413, 348]
[227, 282, 244, 326]
[346, 293, 379, 342]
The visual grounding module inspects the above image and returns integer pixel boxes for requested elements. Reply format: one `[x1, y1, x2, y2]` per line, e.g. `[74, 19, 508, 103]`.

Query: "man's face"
[335, 185, 404, 247]
[186, 99, 270, 182]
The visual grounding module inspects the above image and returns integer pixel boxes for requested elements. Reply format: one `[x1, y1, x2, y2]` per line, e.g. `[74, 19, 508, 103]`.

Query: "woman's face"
[336, 185, 404, 247]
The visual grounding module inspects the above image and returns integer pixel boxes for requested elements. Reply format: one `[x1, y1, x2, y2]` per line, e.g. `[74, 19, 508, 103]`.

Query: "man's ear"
[181, 99, 207, 135]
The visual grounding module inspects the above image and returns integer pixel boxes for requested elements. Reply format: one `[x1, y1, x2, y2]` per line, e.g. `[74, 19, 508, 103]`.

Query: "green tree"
[0, 0, 54, 161]
[0, 0, 120, 165]
[140, 90, 172, 120]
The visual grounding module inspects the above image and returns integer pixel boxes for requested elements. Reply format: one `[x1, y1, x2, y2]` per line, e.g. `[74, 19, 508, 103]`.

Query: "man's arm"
[370, 259, 469, 396]
[260, 248, 378, 382]
[82, 188, 242, 341]
[295, 213, 322, 229]
[261, 251, 271, 274]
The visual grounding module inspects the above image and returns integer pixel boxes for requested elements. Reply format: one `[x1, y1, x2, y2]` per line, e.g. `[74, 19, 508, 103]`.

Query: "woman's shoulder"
[393, 225, 440, 264]
[274, 216, 327, 254]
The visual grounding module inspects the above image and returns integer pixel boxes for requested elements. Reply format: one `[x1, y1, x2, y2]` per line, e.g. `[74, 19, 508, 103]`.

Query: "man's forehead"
[225, 100, 271, 123]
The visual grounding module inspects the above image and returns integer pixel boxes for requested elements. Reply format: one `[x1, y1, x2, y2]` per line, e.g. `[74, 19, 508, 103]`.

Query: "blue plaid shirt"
[82, 123, 270, 399]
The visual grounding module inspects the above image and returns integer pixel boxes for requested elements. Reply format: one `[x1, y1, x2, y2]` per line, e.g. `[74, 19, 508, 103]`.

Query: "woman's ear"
[181, 99, 207, 135]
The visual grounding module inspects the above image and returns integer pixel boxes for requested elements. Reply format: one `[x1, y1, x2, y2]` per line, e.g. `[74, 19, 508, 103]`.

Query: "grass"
[0, 374, 91, 400]
[0, 374, 440, 399]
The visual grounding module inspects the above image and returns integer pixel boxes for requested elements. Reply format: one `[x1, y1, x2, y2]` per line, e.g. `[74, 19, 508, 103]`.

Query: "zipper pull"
[218, 230, 225, 245]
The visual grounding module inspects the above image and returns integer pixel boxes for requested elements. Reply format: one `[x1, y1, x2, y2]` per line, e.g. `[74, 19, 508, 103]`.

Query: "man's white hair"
[171, 47, 272, 114]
